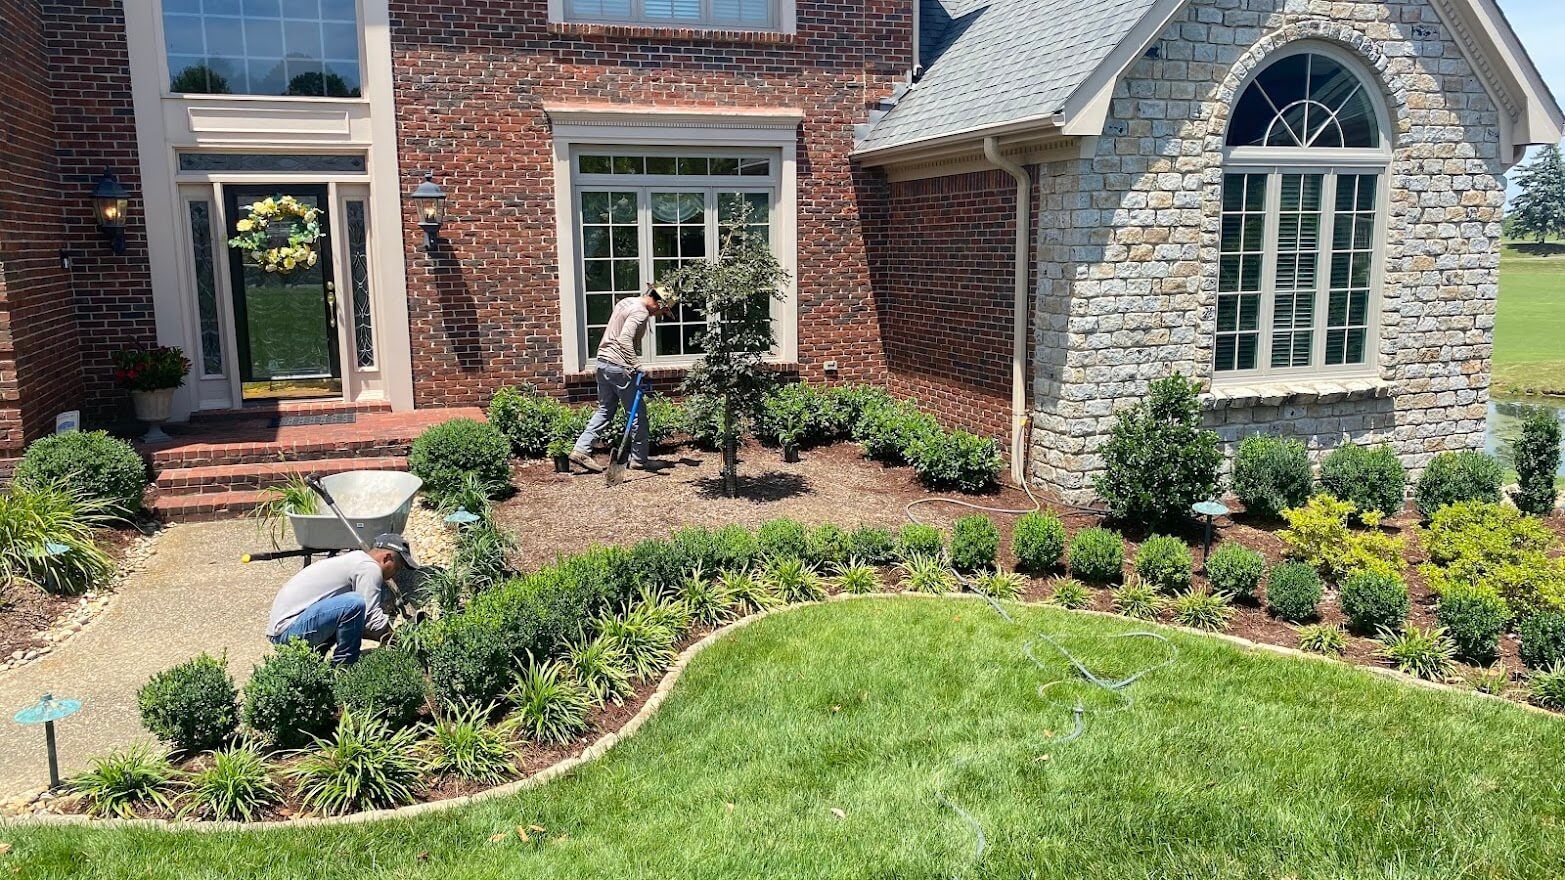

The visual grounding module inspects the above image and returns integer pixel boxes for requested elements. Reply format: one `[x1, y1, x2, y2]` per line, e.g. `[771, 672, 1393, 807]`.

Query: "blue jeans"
[574, 360, 648, 464]
[270, 592, 366, 666]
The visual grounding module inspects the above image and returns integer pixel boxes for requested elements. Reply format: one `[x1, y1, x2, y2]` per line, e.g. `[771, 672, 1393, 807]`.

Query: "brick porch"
[141, 401, 484, 521]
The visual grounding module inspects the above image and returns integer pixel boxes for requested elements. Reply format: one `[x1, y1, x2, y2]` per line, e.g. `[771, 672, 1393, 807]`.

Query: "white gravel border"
[4, 591, 1557, 832]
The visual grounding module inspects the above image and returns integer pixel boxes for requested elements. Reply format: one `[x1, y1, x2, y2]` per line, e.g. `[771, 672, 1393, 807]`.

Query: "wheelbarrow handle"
[305, 475, 374, 553]
[304, 475, 337, 508]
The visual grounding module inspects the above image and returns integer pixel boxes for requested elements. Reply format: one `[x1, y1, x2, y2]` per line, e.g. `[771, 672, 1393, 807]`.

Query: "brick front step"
[153, 456, 409, 496]
[141, 407, 483, 469]
[145, 489, 272, 522]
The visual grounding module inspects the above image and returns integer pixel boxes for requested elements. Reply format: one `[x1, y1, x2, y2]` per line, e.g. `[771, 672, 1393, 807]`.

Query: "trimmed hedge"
[16, 430, 147, 516]
[1318, 443, 1406, 519]
[1231, 434, 1312, 519]
[1068, 528, 1124, 583]
[1011, 512, 1066, 573]
[1413, 451, 1505, 517]
[950, 515, 999, 573]
[408, 419, 512, 506]
[136, 652, 239, 753]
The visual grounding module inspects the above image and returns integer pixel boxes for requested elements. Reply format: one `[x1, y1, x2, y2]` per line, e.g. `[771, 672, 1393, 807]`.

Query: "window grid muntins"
[163, 0, 361, 98]
[575, 152, 778, 365]
[1215, 174, 1265, 373]
[565, 0, 776, 29]
[1326, 175, 1377, 366]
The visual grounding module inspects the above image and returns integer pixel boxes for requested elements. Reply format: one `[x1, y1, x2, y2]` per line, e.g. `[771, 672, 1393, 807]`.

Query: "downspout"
[983, 136, 1031, 487]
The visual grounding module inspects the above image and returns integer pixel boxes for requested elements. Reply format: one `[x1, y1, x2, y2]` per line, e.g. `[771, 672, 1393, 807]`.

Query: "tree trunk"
[722, 399, 738, 498]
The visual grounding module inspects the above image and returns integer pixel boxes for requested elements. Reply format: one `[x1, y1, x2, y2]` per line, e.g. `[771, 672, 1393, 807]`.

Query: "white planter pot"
[131, 388, 176, 443]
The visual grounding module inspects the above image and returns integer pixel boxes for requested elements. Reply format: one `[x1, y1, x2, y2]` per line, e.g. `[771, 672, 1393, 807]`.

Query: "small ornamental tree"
[1509, 145, 1565, 243]
[1094, 375, 1223, 527]
[1512, 405, 1561, 516]
[663, 202, 790, 496]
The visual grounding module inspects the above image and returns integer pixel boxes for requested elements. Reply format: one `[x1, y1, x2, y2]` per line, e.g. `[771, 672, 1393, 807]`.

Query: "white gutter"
[982, 136, 1031, 487]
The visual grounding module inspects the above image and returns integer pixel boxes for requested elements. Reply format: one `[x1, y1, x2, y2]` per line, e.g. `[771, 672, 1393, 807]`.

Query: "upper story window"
[163, 0, 362, 98]
[1214, 47, 1390, 382]
[563, 0, 778, 29]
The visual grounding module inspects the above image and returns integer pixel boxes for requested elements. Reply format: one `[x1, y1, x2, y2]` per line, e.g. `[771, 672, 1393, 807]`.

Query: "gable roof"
[858, 0, 1563, 166]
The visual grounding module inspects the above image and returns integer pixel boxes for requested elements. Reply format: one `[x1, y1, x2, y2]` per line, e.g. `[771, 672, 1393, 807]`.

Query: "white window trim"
[547, 104, 802, 374]
[154, 0, 370, 102]
[1212, 42, 1393, 387]
[547, 0, 796, 33]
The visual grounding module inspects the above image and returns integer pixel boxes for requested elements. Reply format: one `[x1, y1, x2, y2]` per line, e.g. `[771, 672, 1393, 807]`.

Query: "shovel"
[605, 372, 647, 487]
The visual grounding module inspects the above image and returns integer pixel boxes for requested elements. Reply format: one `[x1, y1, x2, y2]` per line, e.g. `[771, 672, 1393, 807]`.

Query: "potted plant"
[113, 346, 191, 442]
[547, 436, 572, 473]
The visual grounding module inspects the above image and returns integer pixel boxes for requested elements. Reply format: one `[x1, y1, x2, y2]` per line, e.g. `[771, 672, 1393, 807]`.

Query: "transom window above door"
[561, 0, 781, 30]
[571, 151, 779, 365]
[162, 0, 362, 97]
[1214, 46, 1390, 382]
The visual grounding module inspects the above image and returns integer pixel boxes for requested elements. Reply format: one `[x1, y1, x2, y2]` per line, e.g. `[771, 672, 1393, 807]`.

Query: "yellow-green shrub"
[1278, 494, 1404, 585]
[1419, 501, 1565, 617]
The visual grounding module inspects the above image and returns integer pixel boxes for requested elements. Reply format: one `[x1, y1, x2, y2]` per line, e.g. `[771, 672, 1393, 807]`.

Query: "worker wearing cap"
[265, 534, 420, 666]
[569, 283, 678, 473]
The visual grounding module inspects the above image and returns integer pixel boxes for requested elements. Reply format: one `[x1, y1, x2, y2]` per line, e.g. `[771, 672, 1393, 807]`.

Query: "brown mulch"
[0, 523, 149, 663]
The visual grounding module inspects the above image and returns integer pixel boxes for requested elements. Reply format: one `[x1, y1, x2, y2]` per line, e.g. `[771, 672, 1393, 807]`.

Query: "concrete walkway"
[0, 519, 281, 799]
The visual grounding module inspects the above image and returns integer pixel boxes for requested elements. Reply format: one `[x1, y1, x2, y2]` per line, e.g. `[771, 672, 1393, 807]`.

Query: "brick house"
[0, 0, 1558, 503]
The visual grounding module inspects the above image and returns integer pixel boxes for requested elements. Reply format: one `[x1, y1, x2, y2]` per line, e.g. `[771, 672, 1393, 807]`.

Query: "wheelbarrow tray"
[287, 470, 423, 551]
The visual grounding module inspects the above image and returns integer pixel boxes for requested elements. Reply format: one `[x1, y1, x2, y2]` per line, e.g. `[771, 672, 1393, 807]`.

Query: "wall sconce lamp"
[410, 171, 447, 251]
[90, 169, 130, 254]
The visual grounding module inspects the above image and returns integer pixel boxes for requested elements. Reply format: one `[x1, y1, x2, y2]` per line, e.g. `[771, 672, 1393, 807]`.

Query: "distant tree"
[169, 63, 230, 95]
[1510, 144, 1565, 243]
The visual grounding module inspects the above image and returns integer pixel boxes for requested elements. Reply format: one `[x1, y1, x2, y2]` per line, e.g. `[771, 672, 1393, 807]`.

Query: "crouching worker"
[265, 534, 420, 666]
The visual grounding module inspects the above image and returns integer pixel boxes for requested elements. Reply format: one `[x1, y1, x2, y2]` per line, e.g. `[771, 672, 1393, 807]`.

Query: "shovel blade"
[605, 460, 626, 486]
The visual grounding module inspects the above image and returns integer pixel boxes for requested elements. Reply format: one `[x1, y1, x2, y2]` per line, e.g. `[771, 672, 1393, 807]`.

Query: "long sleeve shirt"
[596, 296, 651, 370]
[266, 551, 390, 638]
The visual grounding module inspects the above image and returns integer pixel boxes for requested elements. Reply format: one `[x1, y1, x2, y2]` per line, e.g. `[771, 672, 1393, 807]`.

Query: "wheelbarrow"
[243, 470, 422, 568]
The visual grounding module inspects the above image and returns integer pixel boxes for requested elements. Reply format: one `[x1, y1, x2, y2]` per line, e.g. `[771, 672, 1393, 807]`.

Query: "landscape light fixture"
[410, 171, 448, 251]
[14, 693, 83, 790]
[90, 169, 130, 254]
[1191, 499, 1231, 565]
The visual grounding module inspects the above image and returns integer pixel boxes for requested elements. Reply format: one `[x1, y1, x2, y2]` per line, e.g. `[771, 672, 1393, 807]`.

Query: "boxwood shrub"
[1011, 512, 1066, 573]
[847, 525, 898, 565]
[1068, 527, 1124, 583]
[949, 515, 1000, 573]
[1230, 434, 1312, 519]
[1339, 568, 1410, 635]
[16, 430, 146, 516]
[1134, 535, 1193, 593]
[334, 648, 429, 728]
[758, 518, 810, 559]
[486, 385, 558, 458]
[243, 641, 339, 748]
[1413, 451, 1505, 517]
[1318, 443, 1406, 519]
[408, 418, 513, 506]
[897, 523, 944, 560]
[1519, 611, 1565, 670]
[906, 428, 1003, 493]
[1266, 561, 1322, 623]
[1205, 543, 1266, 601]
[1434, 584, 1510, 665]
[136, 652, 239, 753]
[804, 523, 852, 567]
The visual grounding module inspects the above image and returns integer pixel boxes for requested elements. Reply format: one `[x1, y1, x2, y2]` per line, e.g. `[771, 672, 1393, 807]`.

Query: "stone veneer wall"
[389, 1, 910, 407]
[1026, 0, 1505, 502]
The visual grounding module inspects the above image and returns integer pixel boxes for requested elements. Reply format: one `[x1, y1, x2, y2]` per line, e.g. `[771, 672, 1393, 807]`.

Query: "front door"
[223, 185, 342, 400]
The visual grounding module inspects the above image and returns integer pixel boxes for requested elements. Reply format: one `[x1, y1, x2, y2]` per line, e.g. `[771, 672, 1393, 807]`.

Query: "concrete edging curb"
[4, 591, 1554, 832]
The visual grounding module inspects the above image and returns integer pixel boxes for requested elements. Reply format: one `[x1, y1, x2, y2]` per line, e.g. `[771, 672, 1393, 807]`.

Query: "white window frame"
[548, 105, 801, 374]
[547, 0, 796, 33]
[154, 0, 368, 101]
[1214, 42, 1393, 385]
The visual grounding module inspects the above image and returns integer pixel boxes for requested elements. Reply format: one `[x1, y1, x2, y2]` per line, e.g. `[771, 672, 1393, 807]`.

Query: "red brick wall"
[866, 168, 1020, 444]
[0, 0, 87, 454]
[42, 0, 157, 425]
[389, 1, 910, 408]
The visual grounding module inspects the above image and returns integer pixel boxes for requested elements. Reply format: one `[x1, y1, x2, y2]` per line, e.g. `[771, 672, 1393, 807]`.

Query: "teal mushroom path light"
[444, 508, 480, 526]
[14, 693, 83, 790]
[1192, 500, 1231, 565]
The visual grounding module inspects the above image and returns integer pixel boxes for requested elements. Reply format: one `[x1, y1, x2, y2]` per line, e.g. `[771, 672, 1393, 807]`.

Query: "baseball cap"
[373, 533, 422, 570]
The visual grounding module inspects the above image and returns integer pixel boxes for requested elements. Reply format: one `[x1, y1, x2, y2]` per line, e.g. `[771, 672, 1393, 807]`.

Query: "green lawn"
[6, 598, 1564, 879]
[1495, 240, 1565, 396]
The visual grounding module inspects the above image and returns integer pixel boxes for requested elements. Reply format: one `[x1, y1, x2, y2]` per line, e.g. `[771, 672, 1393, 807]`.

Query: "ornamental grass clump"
[971, 570, 1026, 600]
[1529, 663, 1565, 710]
[0, 480, 116, 594]
[1339, 569, 1410, 636]
[1230, 434, 1312, 519]
[333, 648, 429, 729]
[1296, 623, 1347, 656]
[1376, 626, 1458, 681]
[1111, 578, 1163, 620]
[1170, 589, 1233, 632]
[897, 523, 944, 560]
[137, 652, 240, 754]
[423, 702, 517, 785]
[949, 515, 1000, 573]
[1266, 562, 1323, 623]
[1511, 406, 1562, 516]
[289, 712, 423, 816]
[507, 656, 593, 745]
[70, 744, 179, 819]
[178, 743, 280, 822]
[1435, 584, 1510, 665]
[898, 554, 958, 594]
[1204, 543, 1266, 601]
[680, 566, 739, 626]
[830, 561, 882, 595]
[631, 587, 695, 641]
[243, 640, 338, 749]
[1048, 578, 1092, 610]
[1318, 443, 1407, 520]
[1011, 512, 1066, 573]
[566, 635, 634, 707]
[718, 567, 779, 614]
[1067, 527, 1124, 583]
[1133, 535, 1193, 593]
[759, 555, 826, 603]
[1414, 451, 1505, 517]
[594, 610, 677, 680]
[1093, 374, 1222, 527]
[15, 430, 147, 517]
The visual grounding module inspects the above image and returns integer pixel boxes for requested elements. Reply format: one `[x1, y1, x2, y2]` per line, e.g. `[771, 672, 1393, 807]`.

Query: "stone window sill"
[547, 21, 797, 45]
[1202, 377, 1394, 409]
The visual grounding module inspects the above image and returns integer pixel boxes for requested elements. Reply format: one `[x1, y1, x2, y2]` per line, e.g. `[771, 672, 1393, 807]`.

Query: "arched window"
[1214, 47, 1390, 379]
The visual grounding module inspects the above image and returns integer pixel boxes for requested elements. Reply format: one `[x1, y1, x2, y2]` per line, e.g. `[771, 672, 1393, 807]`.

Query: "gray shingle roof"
[861, 0, 1163, 152]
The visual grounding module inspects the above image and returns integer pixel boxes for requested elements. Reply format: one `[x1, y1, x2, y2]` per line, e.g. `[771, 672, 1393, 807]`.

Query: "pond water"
[1485, 396, 1565, 476]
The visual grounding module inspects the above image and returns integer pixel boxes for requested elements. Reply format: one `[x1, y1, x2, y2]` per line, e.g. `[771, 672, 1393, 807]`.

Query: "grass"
[8, 598, 1565, 878]
[1494, 239, 1565, 396]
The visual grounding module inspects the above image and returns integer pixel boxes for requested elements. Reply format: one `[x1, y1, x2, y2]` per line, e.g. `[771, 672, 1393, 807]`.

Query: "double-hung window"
[562, 0, 779, 29]
[572, 150, 779, 364]
[1215, 47, 1389, 380]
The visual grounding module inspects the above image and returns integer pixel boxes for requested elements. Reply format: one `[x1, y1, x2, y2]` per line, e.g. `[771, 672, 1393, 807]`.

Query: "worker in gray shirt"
[569, 283, 677, 473]
[265, 534, 420, 666]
